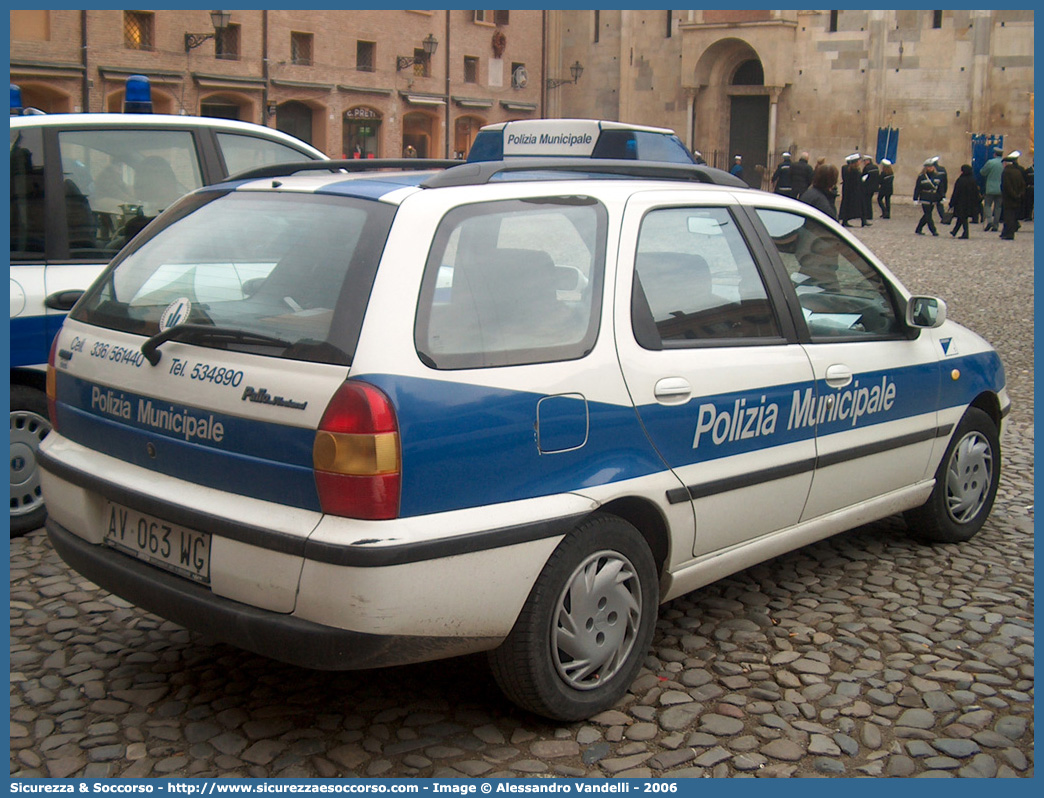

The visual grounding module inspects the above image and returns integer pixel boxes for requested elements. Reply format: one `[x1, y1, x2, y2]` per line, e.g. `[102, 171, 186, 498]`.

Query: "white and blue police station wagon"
[9, 78, 325, 537]
[39, 153, 1008, 720]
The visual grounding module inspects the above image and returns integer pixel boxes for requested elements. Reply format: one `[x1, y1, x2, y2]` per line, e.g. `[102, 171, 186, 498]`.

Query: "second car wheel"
[10, 384, 52, 538]
[488, 513, 659, 721]
[904, 406, 1000, 543]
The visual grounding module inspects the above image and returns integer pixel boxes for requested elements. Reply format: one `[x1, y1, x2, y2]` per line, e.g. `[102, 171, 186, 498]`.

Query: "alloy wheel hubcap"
[10, 409, 51, 517]
[552, 550, 642, 690]
[945, 430, 993, 524]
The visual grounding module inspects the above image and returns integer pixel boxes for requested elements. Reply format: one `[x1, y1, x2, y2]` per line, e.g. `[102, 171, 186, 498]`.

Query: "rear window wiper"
[142, 323, 291, 366]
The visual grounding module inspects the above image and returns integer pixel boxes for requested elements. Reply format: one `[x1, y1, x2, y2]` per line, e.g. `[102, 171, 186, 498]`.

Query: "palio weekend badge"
[159, 297, 192, 331]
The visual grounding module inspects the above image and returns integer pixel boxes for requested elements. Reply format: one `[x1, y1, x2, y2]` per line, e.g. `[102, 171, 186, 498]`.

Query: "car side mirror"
[906, 296, 947, 328]
[44, 290, 85, 312]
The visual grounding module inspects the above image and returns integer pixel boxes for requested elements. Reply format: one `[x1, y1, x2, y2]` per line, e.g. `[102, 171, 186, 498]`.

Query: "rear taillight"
[313, 381, 401, 520]
[46, 334, 59, 431]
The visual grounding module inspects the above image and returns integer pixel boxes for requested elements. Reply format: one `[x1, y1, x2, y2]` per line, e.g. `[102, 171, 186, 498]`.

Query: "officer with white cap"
[730, 154, 745, 183]
[839, 153, 865, 226]
[914, 157, 942, 235]
[1000, 150, 1026, 239]
[771, 151, 794, 197]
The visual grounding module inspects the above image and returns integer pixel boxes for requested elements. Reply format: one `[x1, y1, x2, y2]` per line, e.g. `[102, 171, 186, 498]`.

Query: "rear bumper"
[47, 518, 499, 670]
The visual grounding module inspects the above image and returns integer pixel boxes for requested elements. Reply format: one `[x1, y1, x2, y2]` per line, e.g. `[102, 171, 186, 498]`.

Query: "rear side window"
[216, 132, 315, 177]
[73, 191, 395, 365]
[10, 126, 46, 260]
[57, 128, 204, 260]
[416, 197, 607, 369]
[632, 207, 781, 347]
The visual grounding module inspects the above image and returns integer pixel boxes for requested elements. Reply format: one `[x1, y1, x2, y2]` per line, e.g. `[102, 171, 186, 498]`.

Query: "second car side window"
[216, 132, 315, 176]
[632, 206, 781, 347]
[756, 208, 902, 339]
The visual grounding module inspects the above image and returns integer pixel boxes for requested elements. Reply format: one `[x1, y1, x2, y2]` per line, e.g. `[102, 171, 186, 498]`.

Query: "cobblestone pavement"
[11, 202, 1033, 779]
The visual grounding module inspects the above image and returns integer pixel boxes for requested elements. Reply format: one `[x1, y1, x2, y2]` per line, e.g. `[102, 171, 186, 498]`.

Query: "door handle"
[825, 364, 853, 389]
[654, 377, 692, 404]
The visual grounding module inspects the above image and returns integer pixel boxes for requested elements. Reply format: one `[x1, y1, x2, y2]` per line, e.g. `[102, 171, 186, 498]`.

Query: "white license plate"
[104, 503, 211, 585]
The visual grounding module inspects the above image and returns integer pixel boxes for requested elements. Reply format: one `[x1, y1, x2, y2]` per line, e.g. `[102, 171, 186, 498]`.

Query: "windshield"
[72, 190, 396, 365]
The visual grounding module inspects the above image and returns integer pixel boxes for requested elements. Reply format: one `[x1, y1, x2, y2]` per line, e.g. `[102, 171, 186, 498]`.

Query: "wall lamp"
[397, 34, 439, 71]
[185, 10, 231, 52]
[547, 60, 584, 90]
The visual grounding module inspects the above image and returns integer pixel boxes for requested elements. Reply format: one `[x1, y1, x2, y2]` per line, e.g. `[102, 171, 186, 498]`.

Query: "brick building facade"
[10, 9, 549, 159]
[12, 9, 1034, 193]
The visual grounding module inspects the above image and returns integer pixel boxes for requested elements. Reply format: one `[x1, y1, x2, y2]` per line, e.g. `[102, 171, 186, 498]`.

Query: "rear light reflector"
[313, 381, 401, 520]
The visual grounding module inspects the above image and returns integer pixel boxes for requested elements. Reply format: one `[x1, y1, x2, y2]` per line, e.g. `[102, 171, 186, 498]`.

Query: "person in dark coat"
[771, 151, 794, 197]
[790, 152, 814, 198]
[861, 156, 880, 222]
[1000, 151, 1027, 240]
[877, 159, 895, 219]
[799, 163, 839, 220]
[838, 153, 864, 227]
[913, 158, 942, 236]
[948, 164, 981, 239]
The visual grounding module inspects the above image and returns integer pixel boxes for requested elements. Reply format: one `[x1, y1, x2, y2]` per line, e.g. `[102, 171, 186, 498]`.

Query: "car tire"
[10, 385, 52, 538]
[488, 514, 658, 721]
[904, 407, 1000, 544]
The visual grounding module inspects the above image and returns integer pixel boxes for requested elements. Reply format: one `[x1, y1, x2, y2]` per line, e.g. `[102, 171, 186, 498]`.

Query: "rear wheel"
[488, 514, 658, 721]
[904, 407, 1000, 543]
[10, 385, 52, 537]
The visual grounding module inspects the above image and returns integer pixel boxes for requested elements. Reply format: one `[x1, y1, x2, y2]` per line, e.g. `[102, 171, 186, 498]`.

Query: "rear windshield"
[72, 191, 395, 365]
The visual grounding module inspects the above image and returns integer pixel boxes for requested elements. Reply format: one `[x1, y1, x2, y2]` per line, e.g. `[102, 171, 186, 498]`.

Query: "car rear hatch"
[46, 185, 399, 604]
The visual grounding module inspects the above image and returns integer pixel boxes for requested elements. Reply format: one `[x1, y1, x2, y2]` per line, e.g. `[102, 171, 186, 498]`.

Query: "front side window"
[756, 208, 903, 339]
[632, 207, 781, 347]
[73, 192, 395, 366]
[10, 126, 46, 260]
[57, 129, 204, 260]
[416, 197, 608, 369]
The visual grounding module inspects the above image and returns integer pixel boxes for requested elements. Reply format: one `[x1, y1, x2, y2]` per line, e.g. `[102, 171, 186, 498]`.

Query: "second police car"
[39, 153, 1007, 720]
[9, 78, 326, 537]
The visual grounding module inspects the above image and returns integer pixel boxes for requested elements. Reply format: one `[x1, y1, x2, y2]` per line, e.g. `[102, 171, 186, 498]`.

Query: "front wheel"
[10, 385, 52, 538]
[488, 514, 658, 721]
[904, 407, 1000, 543]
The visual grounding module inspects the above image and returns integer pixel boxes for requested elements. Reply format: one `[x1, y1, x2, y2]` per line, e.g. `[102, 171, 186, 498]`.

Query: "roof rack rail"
[419, 158, 748, 189]
[227, 158, 460, 182]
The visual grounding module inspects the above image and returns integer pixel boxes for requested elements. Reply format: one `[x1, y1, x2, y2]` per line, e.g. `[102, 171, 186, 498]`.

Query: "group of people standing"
[759, 147, 1031, 242]
[768, 151, 895, 228]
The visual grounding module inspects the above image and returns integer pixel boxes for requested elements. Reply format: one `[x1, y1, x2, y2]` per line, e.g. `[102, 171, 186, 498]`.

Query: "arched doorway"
[343, 106, 382, 159]
[454, 115, 486, 159]
[402, 111, 436, 158]
[691, 38, 773, 186]
[277, 101, 314, 148]
[728, 59, 769, 189]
